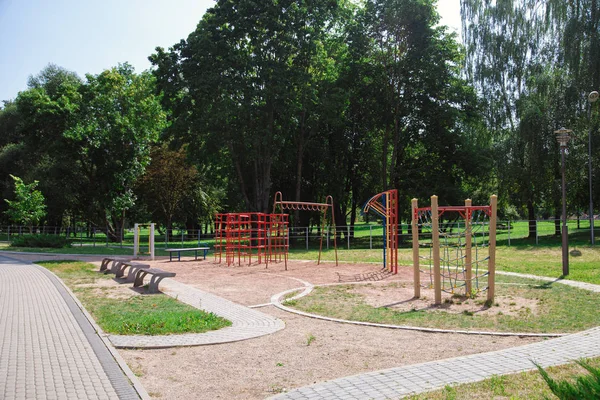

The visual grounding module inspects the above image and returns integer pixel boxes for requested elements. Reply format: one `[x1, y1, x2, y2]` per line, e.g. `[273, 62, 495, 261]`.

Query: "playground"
[4, 194, 600, 398]
[6, 238, 600, 399]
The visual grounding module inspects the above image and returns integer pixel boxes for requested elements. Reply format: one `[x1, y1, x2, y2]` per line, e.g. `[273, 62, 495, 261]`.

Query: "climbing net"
[416, 209, 491, 294]
[411, 196, 497, 304]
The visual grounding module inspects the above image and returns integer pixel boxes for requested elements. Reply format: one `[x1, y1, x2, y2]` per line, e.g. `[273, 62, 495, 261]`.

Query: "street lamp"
[556, 127, 572, 276]
[588, 91, 598, 245]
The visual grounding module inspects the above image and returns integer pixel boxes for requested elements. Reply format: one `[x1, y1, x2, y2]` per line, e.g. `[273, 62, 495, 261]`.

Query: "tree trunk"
[294, 111, 306, 223]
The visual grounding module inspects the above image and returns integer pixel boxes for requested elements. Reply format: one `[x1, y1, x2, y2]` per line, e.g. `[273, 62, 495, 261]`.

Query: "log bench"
[164, 246, 210, 262]
[133, 268, 176, 294]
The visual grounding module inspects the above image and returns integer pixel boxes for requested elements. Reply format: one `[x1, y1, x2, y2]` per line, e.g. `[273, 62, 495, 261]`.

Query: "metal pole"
[369, 225, 372, 250]
[347, 225, 350, 250]
[588, 103, 594, 245]
[306, 227, 309, 250]
[588, 94, 596, 245]
[561, 147, 569, 275]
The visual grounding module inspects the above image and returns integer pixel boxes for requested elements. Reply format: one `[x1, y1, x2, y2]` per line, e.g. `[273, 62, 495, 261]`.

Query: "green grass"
[289, 241, 600, 285]
[407, 358, 600, 400]
[37, 260, 231, 335]
[0, 242, 191, 257]
[4, 221, 600, 285]
[287, 274, 600, 333]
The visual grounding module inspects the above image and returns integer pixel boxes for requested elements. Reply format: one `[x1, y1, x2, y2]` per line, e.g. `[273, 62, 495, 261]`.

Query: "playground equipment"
[214, 213, 289, 268]
[133, 223, 155, 260]
[362, 189, 398, 274]
[272, 191, 338, 266]
[411, 195, 497, 305]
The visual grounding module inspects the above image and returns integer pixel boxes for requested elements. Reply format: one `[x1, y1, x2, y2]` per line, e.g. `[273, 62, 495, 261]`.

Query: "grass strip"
[37, 260, 231, 335]
[407, 357, 600, 400]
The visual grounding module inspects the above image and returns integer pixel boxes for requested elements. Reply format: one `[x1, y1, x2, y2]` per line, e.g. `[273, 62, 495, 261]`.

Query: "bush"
[537, 359, 600, 399]
[10, 234, 72, 248]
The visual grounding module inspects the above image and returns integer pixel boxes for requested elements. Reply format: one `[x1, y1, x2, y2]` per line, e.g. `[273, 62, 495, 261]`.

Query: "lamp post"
[588, 91, 598, 245]
[556, 128, 572, 276]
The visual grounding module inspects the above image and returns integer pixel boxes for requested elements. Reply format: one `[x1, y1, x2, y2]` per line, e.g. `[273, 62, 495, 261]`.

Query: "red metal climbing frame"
[214, 213, 289, 269]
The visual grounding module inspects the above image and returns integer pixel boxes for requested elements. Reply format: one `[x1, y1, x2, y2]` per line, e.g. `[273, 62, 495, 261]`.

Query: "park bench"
[133, 268, 176, 294]
[164, 246, 210, 262]
[99, 258, 150, 281]
[99, 257, 129, 273]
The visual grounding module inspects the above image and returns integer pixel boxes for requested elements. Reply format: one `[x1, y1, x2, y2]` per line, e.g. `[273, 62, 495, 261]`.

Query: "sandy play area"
[8, 252, 543, 399]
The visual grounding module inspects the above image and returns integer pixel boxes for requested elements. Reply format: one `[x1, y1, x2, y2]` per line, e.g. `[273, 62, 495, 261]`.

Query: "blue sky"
[0, 0, 461, 103]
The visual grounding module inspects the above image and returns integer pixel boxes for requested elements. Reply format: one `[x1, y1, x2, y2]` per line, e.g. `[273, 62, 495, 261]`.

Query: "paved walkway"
[0, 255, 145, 400]
[107, 278, 285, 348]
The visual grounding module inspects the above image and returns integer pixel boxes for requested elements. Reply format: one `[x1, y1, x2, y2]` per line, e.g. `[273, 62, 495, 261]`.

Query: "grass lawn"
[284, 274, 600, 333]
[38, 260, 231, 335]
[407, 357, 600, 400]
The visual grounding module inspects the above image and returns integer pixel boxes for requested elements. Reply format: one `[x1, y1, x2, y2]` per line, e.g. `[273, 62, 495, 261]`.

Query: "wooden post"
[133, 223, 139, 258]
[149, 223, 155, 261]
[431, 195, 441, 305]
[487, 195, 498, 302]
[465, 199, 473, 296]
[411, 198, 420, 298]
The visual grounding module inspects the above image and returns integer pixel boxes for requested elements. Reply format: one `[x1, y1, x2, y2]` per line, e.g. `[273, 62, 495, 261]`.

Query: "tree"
[65, 64, 167, 240]
[460, 0, 582, 236]
[356, 0, 483, 220]
[4, 175, 47, 230]
[136, 146, 200, 234]
[4, 65, 83, 225]
[151, 0, 345, 212]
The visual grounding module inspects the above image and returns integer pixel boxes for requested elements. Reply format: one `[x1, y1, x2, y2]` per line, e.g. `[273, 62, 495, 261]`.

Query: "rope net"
[415, 207, 492, 296]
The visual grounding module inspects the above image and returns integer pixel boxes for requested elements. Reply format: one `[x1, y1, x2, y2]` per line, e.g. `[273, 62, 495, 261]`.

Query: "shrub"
[10, 234, 72, 248]
[537, 359, 600, 399]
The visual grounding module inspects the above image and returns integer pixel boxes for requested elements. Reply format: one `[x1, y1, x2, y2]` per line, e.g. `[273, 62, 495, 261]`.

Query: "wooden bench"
[133, 268, 176, 294]
[164, 247, 210, 262]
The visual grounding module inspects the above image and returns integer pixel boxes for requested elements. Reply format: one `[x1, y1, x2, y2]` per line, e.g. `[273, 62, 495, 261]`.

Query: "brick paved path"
[0, 256, 143, 400]
[107, 278, 285, 348]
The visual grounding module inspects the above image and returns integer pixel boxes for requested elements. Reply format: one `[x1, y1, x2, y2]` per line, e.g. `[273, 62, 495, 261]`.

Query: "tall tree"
[151, 0, 344, 212]
[65, 64, 166, 239]
[460, 0, 590, 235]
[359, 0, 482, 216]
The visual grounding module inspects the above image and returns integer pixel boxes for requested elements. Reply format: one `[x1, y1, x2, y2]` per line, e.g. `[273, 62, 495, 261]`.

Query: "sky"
[0, 0, 461, 103]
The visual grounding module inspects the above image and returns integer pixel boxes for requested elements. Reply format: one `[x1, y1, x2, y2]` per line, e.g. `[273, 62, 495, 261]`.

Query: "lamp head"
[589, 91, 599, 103]
[555, 127, 572, 148]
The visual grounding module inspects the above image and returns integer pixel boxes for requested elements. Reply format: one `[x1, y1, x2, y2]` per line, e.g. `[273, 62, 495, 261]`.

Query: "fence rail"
[0, 219, 597, 250]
